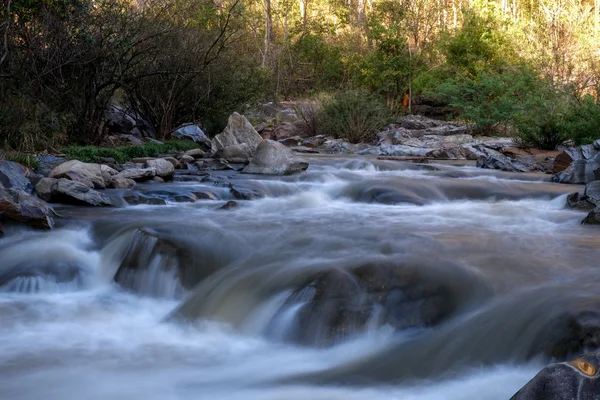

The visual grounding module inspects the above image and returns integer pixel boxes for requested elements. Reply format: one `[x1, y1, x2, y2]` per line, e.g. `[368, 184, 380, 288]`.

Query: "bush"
[558, 95, 600, 146]
[317, 91, 392, 143]
[62, 141, 199, 163]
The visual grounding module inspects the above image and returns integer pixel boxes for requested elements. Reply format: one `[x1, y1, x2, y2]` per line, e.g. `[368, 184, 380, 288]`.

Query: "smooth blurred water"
[0, 157, 594, 399]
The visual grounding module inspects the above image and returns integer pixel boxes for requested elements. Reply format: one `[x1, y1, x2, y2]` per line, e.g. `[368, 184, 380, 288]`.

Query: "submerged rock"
[242, 140, 309, 175]
[286, 262, 466, 346]
[511, 353, 600, 400]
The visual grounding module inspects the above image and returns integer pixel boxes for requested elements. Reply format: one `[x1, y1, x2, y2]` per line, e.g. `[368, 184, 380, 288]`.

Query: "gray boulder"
[0, 161, 34, 193]
[51, 179, 113, 206]
[144, 159, 174, 179]
[110, 177, 136, 189]
[583, 207, 600, 225]
[510, 353, 600, 400]
[49, 160, 106, 189]
[552, 146, 600, 184]
[242, 140, 308, 175]
[115, 167, 156, 181]
[35, 178, 58, 202]
[211, 112, 263, 154]
[171, 124, 211, 147]
[217, 143, 254, 161]
[0, 188, 55, 229]
[475, 146, 533, 172]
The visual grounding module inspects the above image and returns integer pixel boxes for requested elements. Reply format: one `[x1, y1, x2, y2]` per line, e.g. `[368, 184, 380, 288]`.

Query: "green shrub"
[317, 91, 391, 143]
[62, 141, 199, 163]
[558, 95, 600, 146]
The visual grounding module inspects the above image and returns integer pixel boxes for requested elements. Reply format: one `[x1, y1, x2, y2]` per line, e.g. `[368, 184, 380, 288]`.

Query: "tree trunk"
[263, 0, 272, 67]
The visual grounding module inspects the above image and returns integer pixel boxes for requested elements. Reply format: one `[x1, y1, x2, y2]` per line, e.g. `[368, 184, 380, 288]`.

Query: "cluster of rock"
[0, 112, 312, 232]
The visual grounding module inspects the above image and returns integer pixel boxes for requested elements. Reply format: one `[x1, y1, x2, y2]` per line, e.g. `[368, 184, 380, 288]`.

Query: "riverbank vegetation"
[1, 0, 600, 152]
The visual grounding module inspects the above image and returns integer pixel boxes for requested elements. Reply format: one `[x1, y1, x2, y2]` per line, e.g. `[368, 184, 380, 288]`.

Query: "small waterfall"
[112, 229, 185, 299]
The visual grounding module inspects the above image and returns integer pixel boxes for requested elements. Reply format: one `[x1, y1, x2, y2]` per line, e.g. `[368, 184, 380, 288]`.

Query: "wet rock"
[288, 263, 462, 346]
[109, 177, 136, 189]
[193, 191, 218, 200]
[163, 157, 180, 169]
[51, 179, 113, 206]
[552, 150, 600, 184]
[178, 155, 195, 164]
[145, 159, 174, 179]
[0, 161, 33, 193]
[566, 192, 595, 211]
[196, 159, 234, 171]
[219, 200, 238, 210]
[211, 112, 263, 155]
[582, 207, 600, 225]
[584, 181, 600, 205]
[510, 353, 600, 400]
[113, 228, 184, 297]
[0, 188, 55, 229]
[171, 124, 211, 147]
[153, 176, 165, 183]
[229, 183, 267, 200]
[100, 164, 119, 186]
[123, 193, 167, 205]
[49, 160, 106, 189]
[242, 140, 309, 175]
[115, 167, 156, 181]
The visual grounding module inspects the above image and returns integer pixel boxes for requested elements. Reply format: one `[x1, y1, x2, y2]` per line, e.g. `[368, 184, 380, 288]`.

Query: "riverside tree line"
[1, 0, 600, 152]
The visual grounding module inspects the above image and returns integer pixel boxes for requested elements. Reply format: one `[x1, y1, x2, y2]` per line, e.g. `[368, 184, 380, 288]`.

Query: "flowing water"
[0, 156, 597, 399]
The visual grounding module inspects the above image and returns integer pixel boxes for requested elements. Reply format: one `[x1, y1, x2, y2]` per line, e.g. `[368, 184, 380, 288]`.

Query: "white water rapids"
[0, 157, 595, 399]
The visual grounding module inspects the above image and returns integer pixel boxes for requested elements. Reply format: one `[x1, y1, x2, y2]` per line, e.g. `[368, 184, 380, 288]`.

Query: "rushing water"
[0, 156, 596, 399]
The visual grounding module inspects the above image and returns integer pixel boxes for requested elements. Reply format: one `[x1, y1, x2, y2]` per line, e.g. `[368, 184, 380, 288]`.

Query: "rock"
[53, 171, 95, 188]
[110, 177, 136, 189]
[119, 134, 144, 146]
[552, 148, 600, 184]
[145, 159, 175, 179]
[211, 112, 263, 154]
[36, 154, 67, 177]
[195, 159, 234, 171]
[396, 115, 447, 130]
[219, 200, 238, 210]
[553, 151, 573, 173]
[288, 262, 466, 346]
[584, 181, 600, 205]
[242, 140, 309, 175]
[162, 157, 180, 169]
[100, 164, 119, 186]
[582, 207, 600, 224]
[510, 353, 600, 400]
[0, 160, 33, 193]
[192, 191, 218, 200]
[51, 179, 113, 206]
[35, 178, 58, 202]
[113, 228, 184, 297]
[49, 160, 106, 189]
[475, 146, 534, 172]
[105, 106, 156, 139]
[131, 157, 157, 164]
[178, 155, 195, 164]
[115, 167, 156, 181]
[566, 192, 595, 211]
[153, 176, 165, 183]
[171, 124, 211, 147]
[183, 148, 206, 159]
[123, 193, 167, 205]
[0, 188, 55, 229]
[216, 143, 253, 161]
[229, 184, 267, 200]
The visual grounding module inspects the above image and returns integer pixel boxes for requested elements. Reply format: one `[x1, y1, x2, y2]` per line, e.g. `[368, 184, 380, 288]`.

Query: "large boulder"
[144, 159, 174, 179]
[105, 106, 156, 139]
[171, 124, 211, 147]
[552, 144, 600, 184]
[0, 188, 54, 229]
[49, 160, 106, 189]
[211, 112, 263, 155]
[0, 161, 34, 193]
[41, 178, 113, 206]
[216, 143, 254, 161]
[510, 353, 600, 400]
[242, 140, 309, 175]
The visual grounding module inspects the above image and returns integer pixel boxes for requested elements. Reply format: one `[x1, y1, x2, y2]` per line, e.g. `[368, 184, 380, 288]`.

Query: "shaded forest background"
[1, 0, 600, 152]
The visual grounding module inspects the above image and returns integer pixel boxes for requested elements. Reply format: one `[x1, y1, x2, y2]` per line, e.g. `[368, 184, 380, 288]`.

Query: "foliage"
[317, 91, 391, 143]
[61, 141, 199, 163]
[558, 96, 600, 146]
